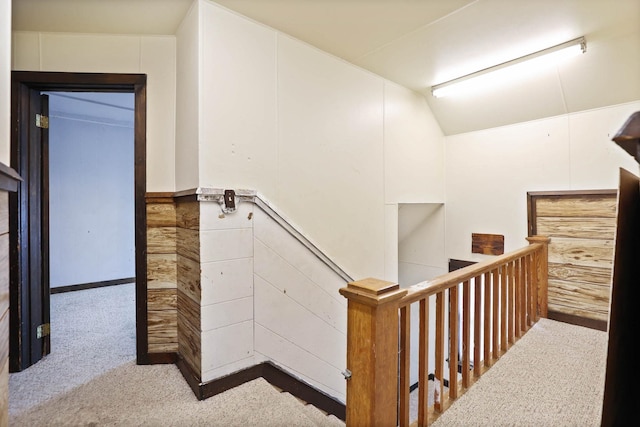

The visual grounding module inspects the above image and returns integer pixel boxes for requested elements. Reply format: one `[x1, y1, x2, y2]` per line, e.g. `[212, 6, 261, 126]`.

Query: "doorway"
[9, 71, 149, 372]
[47, 91, 135, 292]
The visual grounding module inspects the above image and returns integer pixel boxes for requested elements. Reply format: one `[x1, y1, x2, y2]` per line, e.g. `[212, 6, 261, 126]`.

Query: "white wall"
[192, 0, 445, 281]
[444, 101, 640, 263]
[48, 94, 135, 287]
[12, 32, 177, 192]
[175, 2, 200, 191]
[0, 0, 10, 163]
[199, 200, 258, 382]
[253, 206, 347, 400]
[196, 197, 348, 400]
[398, 203, 446, 287]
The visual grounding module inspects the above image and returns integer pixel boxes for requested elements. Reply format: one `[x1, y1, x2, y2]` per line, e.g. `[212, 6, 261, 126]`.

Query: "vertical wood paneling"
[175, 197, 201, 378]
[146, 195, 178, 354]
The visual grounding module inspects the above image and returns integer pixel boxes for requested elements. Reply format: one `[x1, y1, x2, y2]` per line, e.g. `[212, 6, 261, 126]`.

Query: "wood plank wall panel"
[0, 191, 10, 426]
[146, 194, 178, 353]
[176, 199, 201, 379]
[528, 190, 617, 328]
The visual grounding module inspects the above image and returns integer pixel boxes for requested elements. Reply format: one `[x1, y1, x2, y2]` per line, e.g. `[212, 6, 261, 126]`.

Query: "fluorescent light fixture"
[431, 36, 586, 98]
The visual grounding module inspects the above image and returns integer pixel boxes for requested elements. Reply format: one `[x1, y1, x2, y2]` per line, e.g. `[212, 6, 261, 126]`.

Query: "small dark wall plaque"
[472, 233, 504, 255]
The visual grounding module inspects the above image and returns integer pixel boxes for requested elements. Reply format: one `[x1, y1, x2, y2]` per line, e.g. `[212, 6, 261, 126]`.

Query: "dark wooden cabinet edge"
[0, 162, 22, 192]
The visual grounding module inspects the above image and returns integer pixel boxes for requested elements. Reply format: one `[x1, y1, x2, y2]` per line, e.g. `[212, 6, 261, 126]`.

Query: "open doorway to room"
[6, 91, 138, 413]
[8, 72, 149, 415]
[47, 91, 136, 294]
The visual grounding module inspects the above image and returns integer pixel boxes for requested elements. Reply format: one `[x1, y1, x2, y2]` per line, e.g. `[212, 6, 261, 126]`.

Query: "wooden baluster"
[339, 278, 407, 427]
[462, 280, 471, 388]
[530, 251, 537, 328]
[483, 271, 491, 368]
[435, 291, 445, 413]
[418, 298, 429, 427]
[399, 306, 411, 427]
[500, 264, 507, 352]
[507, 261, 514, 346]
[473, 275, 482, 379]
[492, 269, 500, 360]
[526, 252, 534, 328]
[522, 255, 528, 334]
[449, 285, 459, 400]
[514, 257, 522, 338]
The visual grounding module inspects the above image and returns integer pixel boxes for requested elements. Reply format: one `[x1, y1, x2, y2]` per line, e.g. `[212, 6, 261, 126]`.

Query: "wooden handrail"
[399, 239, 548, 307]
[339, 236, 550, 426]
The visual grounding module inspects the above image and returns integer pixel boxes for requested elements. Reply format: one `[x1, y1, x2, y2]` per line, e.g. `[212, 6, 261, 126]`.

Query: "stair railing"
[339, 236, 550, 426]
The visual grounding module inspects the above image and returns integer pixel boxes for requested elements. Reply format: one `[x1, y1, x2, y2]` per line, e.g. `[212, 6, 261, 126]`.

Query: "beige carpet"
[430, 318, 608, 427]
[9, 284, 343, 426]
[10, 285, 607, 426]
[11, 361, 344, 426]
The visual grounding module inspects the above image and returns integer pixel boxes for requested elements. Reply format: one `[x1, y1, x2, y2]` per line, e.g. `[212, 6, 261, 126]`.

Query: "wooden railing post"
[339, 278, 408, 427]
[526, 236, 550, 319]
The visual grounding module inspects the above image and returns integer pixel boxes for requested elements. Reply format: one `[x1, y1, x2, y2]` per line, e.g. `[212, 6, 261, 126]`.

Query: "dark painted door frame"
[10, 71, 149, 371]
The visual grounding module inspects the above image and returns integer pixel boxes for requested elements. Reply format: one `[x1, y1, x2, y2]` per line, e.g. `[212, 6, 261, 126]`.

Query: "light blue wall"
[48, 92, 135, 288]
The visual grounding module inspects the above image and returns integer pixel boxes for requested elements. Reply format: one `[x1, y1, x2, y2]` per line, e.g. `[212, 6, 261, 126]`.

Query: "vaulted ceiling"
[12, 0, 640, 135]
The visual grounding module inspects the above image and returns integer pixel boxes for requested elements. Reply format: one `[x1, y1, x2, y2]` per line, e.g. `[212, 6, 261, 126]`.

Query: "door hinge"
[36, 114, 49, 129]
[37, 323, 50, 339]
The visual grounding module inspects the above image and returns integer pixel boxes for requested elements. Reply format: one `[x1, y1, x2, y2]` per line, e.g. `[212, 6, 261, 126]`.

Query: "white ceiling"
[12, 0, 640, 135]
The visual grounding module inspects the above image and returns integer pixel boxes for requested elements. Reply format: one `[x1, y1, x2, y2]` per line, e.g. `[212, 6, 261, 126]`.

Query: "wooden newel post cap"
[339, 277, 407, 306]
[526, 235, 550, 245]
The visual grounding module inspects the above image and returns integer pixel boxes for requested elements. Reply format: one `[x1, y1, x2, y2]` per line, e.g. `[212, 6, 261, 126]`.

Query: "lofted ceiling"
[12, 0, 640, 135]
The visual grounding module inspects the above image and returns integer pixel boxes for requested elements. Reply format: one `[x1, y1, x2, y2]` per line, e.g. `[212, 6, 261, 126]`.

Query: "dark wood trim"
[526, 189, 618, 197]
[50, 278, 136, 294]
[133, 77, 148, 365]
[10, 71, 149, 370]
[176, 357, 346, 421]
[547, 310, 607, 332]
[146, 352, 177, 365]
[200, 363, 264, 401]
[261, 362, 346, 421]
[176, 355, 205, 399]
[601, 168, 640, 426]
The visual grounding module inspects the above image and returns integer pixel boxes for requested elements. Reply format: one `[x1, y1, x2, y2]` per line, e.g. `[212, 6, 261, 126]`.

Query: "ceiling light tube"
[431, 36, 586, 98]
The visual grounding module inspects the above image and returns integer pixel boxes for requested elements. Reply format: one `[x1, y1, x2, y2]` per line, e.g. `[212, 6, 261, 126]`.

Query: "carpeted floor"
[9, 284, 607, 426]
[9, 284, 343, 426]
[431, 318, 608, 427]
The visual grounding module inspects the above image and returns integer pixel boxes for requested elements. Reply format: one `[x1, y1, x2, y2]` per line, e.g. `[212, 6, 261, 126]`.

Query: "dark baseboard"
[51, 277, 136, 294]
[260, 362, 346, 421]
[142, 352, 177, 365]
[175, 356, 346, 421]
[547, 311, 608, 332]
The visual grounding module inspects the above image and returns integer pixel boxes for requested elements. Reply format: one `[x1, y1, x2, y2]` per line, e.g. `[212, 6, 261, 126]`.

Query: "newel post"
[339, 278, 408, 427]
[526, 236, 550, 318]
